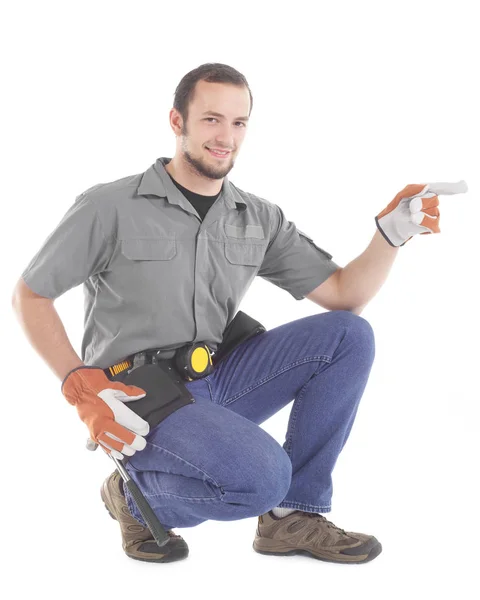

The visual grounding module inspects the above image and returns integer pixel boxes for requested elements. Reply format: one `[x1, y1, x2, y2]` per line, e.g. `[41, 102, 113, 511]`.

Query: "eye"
[204, 117, 246, 127]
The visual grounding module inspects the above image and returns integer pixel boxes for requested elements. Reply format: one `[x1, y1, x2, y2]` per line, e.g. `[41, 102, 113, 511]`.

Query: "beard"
[180, 125, 235, 180]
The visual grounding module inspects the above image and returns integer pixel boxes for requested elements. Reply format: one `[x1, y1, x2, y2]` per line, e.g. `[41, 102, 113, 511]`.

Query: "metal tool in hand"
[87, 438, 170, 547]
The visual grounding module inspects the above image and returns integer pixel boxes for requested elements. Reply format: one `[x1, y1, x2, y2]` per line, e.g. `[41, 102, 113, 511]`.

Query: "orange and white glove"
[62, 366, 149, 460]
[375, 181, 468, 247]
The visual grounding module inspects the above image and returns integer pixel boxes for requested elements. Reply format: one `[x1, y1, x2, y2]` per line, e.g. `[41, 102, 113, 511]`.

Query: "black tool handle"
[87, 441, 170, 547]
[123, 477, 170, 547]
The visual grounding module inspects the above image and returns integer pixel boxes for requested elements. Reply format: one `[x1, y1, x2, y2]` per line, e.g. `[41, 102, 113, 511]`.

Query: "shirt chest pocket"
[121, 238, 177, 261]
[224, 224, 266, 267]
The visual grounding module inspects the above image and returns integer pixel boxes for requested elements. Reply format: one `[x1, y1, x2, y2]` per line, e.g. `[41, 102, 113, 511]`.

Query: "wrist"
[375, 215, 411, 247]
[61, 365, 104, 400]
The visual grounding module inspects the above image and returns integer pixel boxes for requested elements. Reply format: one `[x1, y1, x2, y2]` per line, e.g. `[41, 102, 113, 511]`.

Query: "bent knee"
[312, 310, 375, 365]
[226, 444, 292, 515]
[326, 310, 374, 345]
[254, 449, 292, 512]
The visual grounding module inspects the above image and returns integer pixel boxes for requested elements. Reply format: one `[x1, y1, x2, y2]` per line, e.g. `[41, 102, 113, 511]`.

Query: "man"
[12, 63, 466, 565]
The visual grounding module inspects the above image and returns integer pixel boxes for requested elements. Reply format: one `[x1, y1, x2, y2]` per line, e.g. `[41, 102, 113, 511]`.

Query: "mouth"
[206, 147, 232, 159]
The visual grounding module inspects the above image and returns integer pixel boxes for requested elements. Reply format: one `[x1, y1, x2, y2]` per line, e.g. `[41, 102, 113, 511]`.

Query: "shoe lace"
[167, 530, 180, 538]
[305, 512, 347, 535]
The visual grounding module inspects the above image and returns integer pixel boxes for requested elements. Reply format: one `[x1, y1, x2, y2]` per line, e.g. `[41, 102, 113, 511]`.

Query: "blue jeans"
[123, 310, 375, 531]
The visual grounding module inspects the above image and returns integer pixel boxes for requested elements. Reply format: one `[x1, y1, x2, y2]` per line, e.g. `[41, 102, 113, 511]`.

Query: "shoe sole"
[252, 538, 382, 564]
[100, 481, 188, 563]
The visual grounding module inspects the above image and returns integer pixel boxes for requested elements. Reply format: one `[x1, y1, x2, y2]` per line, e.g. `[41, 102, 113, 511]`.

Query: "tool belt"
[103, 311, 266, 433]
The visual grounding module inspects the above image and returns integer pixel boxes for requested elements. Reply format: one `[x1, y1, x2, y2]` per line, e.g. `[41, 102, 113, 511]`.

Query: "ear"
[169, 108, 183, 136]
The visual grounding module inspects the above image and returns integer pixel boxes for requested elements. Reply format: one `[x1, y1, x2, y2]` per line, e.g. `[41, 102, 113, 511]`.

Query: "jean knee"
[326, 310, 375, 359]
[251, 447, 292, 514]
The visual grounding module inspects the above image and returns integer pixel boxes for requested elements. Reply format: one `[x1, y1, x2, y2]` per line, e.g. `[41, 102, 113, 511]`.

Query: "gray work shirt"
[21, 157, 340, 369]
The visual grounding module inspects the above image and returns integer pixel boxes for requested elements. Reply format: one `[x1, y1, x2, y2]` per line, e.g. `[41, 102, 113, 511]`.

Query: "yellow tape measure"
[175, 343, 214, 381]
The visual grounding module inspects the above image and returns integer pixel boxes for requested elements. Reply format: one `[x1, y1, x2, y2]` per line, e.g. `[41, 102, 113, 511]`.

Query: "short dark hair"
[173, 63, 253, 123]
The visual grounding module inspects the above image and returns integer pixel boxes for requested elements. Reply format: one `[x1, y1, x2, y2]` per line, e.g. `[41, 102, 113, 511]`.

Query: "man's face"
[179, 80, 250, 180]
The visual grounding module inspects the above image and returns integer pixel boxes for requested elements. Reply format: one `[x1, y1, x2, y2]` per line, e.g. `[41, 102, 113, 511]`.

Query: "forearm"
[339, 229, 399, 310]
[12, 284, 84, 381]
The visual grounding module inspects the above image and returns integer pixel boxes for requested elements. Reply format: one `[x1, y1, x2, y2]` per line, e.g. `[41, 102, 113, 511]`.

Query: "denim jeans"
[123, 310, 376, 531]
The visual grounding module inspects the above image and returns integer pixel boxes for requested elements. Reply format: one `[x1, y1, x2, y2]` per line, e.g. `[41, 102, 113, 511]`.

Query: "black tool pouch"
[112, 363, 195, 432]
[212, 310, 267, 367]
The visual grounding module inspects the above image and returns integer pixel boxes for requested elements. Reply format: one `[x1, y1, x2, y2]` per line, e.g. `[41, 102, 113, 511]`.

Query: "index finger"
[426, 180, 468, 195]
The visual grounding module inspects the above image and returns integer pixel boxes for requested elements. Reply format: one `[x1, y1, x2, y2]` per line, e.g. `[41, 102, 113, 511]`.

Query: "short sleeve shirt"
[21, 157, 340, 368]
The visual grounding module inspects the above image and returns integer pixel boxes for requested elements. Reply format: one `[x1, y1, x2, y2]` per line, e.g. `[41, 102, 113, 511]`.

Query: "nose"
[214, 123, 235, 149]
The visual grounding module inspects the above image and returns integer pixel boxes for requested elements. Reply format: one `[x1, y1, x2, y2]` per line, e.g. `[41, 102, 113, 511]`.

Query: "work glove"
[61, 366, 149, 460]
[375, 181, 468, 247]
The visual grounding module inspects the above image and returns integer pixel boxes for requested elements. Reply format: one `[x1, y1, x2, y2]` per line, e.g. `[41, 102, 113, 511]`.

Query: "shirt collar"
[136, 157, 246, 212]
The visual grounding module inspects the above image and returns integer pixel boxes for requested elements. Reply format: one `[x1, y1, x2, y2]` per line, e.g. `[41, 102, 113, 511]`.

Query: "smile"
[206, 147, 231, 159]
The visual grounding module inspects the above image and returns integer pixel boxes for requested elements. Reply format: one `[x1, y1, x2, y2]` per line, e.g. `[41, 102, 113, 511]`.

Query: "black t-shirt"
[169, 175, 221, 221]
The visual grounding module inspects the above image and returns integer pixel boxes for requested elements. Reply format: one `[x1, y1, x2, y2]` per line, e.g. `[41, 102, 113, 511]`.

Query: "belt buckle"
[132, 351, 148, 369]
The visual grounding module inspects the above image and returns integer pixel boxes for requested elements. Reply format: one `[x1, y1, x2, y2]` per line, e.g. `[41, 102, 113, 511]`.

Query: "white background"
[2, 0, 479, 598]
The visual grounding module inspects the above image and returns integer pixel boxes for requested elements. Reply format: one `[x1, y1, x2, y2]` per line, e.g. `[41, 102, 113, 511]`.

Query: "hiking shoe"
[253, 510, 382, 564]
[101, 470, 189, 562]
